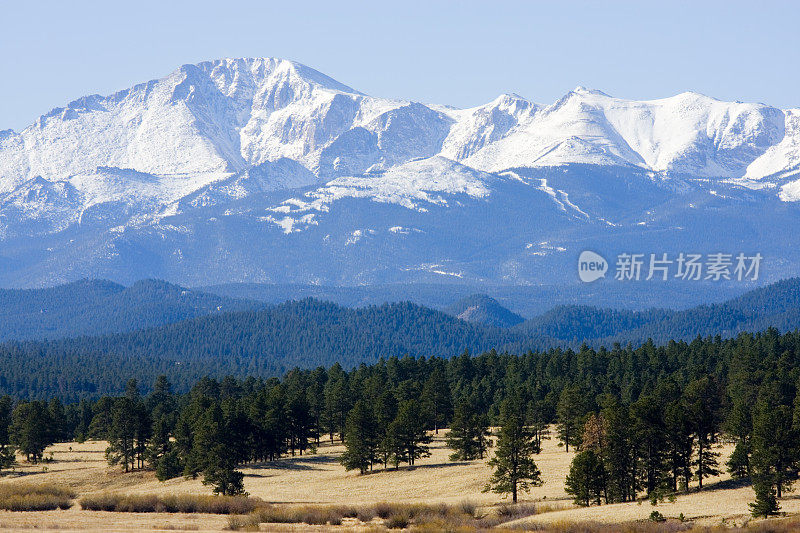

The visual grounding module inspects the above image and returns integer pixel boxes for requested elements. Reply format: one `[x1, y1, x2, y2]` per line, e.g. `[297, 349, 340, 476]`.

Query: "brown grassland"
[1, 430, 800, 532]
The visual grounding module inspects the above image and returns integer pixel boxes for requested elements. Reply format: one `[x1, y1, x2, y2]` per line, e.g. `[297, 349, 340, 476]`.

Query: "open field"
[0, 431, 797, 531]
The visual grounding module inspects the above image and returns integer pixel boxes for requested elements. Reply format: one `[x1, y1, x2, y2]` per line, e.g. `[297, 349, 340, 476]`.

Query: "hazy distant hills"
[1, 277, 798, 345]
[0, 279, 261, 341]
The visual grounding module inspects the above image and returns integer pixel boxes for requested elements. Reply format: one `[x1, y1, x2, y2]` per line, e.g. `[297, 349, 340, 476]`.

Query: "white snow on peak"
[2, 56, 800, 228]
[263, 156, 497, 231]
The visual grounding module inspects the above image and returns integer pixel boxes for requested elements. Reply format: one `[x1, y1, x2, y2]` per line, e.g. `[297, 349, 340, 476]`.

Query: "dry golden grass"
[0, 431, 796, 531]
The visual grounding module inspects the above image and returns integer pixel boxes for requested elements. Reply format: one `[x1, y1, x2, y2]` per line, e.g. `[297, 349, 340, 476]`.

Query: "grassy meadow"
[1, 429, 799, 531]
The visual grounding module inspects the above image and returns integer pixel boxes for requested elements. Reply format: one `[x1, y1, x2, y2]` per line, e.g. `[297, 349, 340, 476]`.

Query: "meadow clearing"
[0, 430, 797, 532]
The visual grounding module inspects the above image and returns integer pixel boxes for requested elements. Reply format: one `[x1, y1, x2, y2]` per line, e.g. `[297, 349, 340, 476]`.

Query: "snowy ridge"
[2, 58, 800, 287]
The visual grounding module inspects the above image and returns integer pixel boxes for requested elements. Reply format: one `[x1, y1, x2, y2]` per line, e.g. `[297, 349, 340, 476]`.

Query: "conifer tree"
[388, 400, 431, 467]
[565, 449, 605, 506]
[0, 396, 14, 471]
[9, 400, 53, 463]
[750, 381, 797, 499]
[421, 367, 452, 433]
[340, 399, 379, 473]
[375, 388, 398, 468]
[192, 403, 246, 495]
[683, 376, 722, 489]
[447, 400, 491, 461]
[484, 399, 543, 503]
[106, 397, 138, 472]
[556, 385, 588, 452]
[323, 366, 350, 442]
[750, 476, 780, 518]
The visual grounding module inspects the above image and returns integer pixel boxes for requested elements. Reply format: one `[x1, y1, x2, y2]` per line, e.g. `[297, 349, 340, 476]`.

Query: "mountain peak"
[194, 57, 361, 95]
[571, 86, 610, 97]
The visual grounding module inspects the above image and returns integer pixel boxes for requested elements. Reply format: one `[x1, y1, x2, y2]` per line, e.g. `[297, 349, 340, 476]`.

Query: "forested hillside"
[0, 299, 527, 399]
[513, 277, 800, 345]
[1, 279, 800, 399]
[0, 279, 261, 341]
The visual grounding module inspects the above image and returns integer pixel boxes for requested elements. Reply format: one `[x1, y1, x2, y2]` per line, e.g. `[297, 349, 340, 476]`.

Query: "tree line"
[1, 328, 800, 515]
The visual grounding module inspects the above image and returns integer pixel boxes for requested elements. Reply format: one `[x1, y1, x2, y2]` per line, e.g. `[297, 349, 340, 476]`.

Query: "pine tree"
[632, 393, 669, 496]
[664, 400, 693, 493]
[323, 367, 350, 442]
[683, 376, 722, 489]
[340, 400, 379, 474]
[0, 396, 14, 471]
[375, 388, 398, 468]
[9, 400, 53, 463]
[565, 450, 606, 506]
[420, 367, 452, 433]
[388, 400, 431, 467]
[556, 385, 588, 452]
[599, 396, 637, 503]
[484, 399, 543, 503]
[750, 475, 780, 518]
[751, 381, 797, 499]
[192, 403, 246, 495]
[447, 400, 491, 461]
[105, 397, 138, 472]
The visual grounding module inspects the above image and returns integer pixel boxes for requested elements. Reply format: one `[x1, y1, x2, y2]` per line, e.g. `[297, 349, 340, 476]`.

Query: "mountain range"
[1, 57, 799, 289]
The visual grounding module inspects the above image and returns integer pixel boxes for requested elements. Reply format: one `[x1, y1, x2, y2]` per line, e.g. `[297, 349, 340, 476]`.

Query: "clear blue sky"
[1, 0, 798, 131]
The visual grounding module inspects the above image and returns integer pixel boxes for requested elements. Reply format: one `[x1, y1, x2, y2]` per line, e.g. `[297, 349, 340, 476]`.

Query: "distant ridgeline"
[0, 278, 799, 399]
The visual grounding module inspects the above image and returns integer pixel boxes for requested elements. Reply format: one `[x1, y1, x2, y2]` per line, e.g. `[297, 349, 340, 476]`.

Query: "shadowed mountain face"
[1, 58, 800, 289]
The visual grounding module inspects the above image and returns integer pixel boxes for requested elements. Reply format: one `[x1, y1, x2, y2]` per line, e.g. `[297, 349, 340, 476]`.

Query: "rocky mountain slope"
[1, 58, 799, 288]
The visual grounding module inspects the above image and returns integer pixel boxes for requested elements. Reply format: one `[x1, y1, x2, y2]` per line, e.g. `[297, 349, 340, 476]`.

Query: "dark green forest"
[2, 278, 800, 400]
[1, 329, 799, 514]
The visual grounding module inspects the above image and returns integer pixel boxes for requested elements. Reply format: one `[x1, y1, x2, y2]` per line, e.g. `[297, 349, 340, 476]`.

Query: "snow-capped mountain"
[1, 57, 799, 288]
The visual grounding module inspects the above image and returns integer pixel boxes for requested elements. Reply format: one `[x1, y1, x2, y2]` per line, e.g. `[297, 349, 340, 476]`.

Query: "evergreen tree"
[420, 367, 452, 433]
[664, 400, 693, 492]
[323, 366, 350, 442]
[340, 399, 379, 474]
[484, 399, 543, 503]
[599, 396, 637, 503]
[375, 388, 398, 468]
[632, 393, 668, 496]
[447, 400, 491, 461]
[750, 381, 797, 499]
[192, 403, 246, 495]
[47, 398, 68, 443]
[105, 397, 138, 472]
[9, 400, 53, 463]
[0, 396, 14, 471]
[750, 475, 780, 518]
[556, 385, 588, 452]
[387, 400, 431, 467]
[683, 376, 722, 489]
[565, 450, 606, 506]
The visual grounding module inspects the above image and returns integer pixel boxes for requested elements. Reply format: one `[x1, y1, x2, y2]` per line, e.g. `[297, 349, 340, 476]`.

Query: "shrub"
[385, 511, 410, 529]
[78, 493, 263, 514]
[0, 483, 75, 511]
[251, 504, 347, 525]
[458, 499, 477, 518]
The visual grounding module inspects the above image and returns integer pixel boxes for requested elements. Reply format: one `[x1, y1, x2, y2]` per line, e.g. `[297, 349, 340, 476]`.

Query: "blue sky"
[1, 0, 798, 131]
